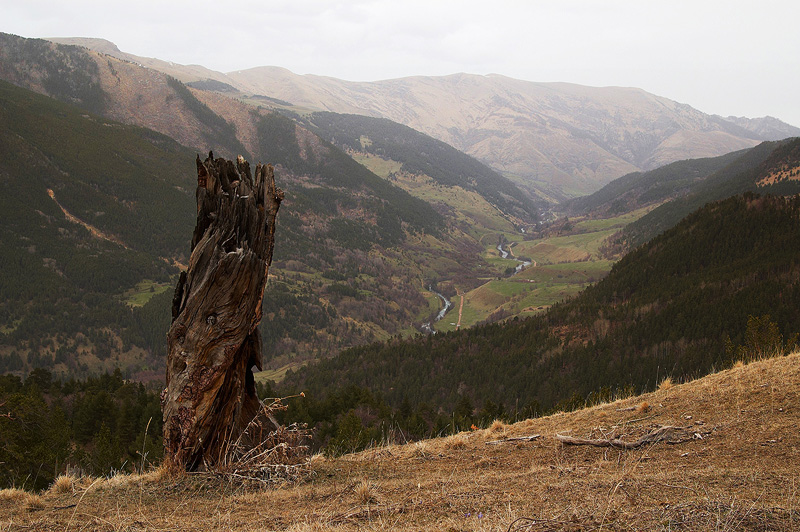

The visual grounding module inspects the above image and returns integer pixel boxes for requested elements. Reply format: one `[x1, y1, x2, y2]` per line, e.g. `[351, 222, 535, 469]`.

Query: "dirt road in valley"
[455, 293, 464, 329]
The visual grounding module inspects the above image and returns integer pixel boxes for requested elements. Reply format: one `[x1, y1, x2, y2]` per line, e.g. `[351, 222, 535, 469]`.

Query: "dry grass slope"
[2, 352, 799, 531]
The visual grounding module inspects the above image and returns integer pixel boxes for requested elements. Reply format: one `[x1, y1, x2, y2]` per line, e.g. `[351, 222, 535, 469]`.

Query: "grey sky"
[3, 0, 799, 126]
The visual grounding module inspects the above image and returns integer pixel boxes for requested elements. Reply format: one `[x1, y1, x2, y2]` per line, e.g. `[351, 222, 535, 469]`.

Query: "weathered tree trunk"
[162, 152, 283, 470]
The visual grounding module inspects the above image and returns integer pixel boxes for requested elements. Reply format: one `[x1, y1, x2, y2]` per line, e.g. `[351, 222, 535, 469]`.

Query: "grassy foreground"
[3, 352, 798, 531]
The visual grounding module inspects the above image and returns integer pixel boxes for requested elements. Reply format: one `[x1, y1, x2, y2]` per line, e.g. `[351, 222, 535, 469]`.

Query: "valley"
[332, 146, 656, 337]
[0, 33, 798, 389]
[0, 31, 799, 506]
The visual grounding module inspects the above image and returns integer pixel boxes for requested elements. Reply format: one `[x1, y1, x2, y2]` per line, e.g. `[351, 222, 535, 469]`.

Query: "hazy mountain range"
[1, 31, 799, 385]
[48, 37, 800, 201]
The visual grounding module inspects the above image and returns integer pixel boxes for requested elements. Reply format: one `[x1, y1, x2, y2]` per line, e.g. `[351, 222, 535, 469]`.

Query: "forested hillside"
[619, 138, 800, 247]
[0, 34, 564, 379]
[0, 78, 451, 378]
[0, 80, 193, 380]
[305, 112, 540, 222]
[282, 194, 800, 418]
[0, 68, 542, 380]
[0, 369, 162, 491]
[564, 149, 749, 217]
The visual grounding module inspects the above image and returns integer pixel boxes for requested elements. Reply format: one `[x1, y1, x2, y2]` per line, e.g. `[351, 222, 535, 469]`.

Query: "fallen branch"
[485, 434, 541, 445]
[329, 503, 408, 524]
[556, 425, 700, 449]
[505, 515, 598, 532]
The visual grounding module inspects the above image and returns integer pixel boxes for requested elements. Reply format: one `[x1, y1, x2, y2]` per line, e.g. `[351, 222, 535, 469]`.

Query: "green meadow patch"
[121, 280, 172, 307]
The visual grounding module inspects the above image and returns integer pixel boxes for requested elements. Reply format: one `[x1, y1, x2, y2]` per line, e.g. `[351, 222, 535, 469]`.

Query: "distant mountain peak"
[47, 37, 123, 57]
[30, 34, 800, 200]
[718, 115, 800, 141]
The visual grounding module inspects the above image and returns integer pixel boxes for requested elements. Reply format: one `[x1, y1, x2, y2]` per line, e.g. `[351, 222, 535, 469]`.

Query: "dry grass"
[21, 493, 44, 511]
[145, 458, 187, 484]
[487, 418, 507, 433]
[0, 488, 28, 503]
[354, 479, 377, 505]
[408, 441, 429, 459]
[308, 452, 326, 465]
[48, 474, 75, 495]
[3, 352, 799, 531]
[283, 522, 337, 532]
[0, 488, 47, 516]
[441, 434, 469, 450]
[658, 376, 674, 390]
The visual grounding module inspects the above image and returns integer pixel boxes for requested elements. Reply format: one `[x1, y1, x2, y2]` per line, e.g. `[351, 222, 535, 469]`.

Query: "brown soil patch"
[4, 353, 799, 531]
[47, 189, 129, 249]
[757, 163, 800, 186]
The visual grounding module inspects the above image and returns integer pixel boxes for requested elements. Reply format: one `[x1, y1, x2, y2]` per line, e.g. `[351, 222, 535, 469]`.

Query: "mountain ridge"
[42, 36, 800, 201]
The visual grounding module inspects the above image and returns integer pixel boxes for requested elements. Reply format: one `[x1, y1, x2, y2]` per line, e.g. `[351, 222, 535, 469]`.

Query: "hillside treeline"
[282, 193, 800, 415]
[0, 369, 162, 491]
[0, 79, 450, 377]
[305, 112, 540, 222]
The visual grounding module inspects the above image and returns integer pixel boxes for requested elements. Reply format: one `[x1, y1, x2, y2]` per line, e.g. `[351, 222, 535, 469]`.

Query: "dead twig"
[210, 396, 312, 486]
[50, 503, 78, 511]
[485, 434, 541, 445]
[556, 425, 704, 449]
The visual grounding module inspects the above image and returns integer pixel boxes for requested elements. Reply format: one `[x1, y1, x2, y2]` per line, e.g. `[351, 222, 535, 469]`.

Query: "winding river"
[498, 243, 532, 272]
[420, 286, 453, 334]
[420, 244, 531, 334]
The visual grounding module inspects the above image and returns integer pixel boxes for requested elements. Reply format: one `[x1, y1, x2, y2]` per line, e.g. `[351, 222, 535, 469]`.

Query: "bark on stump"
[162, 152, 283, 470]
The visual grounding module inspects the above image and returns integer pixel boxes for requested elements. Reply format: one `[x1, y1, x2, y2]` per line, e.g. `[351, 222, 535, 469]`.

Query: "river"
[420, 286, 453, 334]
[498, 243, 532, 272]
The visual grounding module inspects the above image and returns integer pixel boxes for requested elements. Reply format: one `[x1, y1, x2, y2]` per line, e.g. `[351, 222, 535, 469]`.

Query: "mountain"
[619, 137, 800, 248]
[42, 37, 800, 201]
[220, 70, 798, 201]
[6, 31, 797, 395]
[720, 115, 800, 141]
[0, 34, 545, 379]
[45, 37, 228, 87]
[0, 76, 446, 380]
[563, 149, 751, 217]
[302, 112, 540, 222]
[282, 192, 800, 413]
[0, 34, 451, 377]
[0, 79, 194, 380]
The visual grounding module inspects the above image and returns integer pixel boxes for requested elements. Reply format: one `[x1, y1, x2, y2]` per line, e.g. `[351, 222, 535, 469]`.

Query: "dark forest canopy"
[618, 138, 800, 248]
[0, 369, 162, 491]
[0, 80, 445, 378]
[282, 193, 800, 413]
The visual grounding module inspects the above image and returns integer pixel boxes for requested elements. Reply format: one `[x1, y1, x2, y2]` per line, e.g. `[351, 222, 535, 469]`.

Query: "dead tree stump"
[162, 152, 283, 470]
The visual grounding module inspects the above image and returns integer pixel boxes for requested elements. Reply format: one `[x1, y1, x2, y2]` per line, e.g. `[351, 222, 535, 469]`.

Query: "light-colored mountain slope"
[221, 69, 781, 198]
[45, 37, 800, 200]
[47, 37, 231, 85]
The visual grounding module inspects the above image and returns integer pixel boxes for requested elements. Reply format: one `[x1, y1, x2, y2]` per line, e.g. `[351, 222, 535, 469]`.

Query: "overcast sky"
[3, 0, 799, 126]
